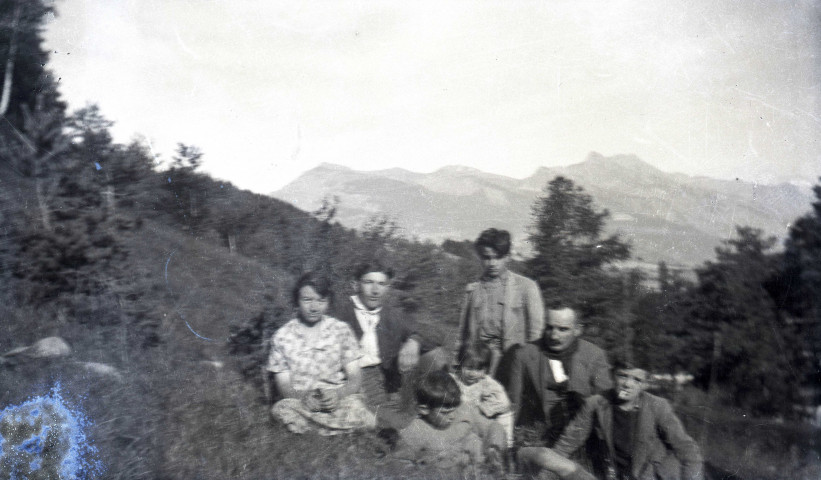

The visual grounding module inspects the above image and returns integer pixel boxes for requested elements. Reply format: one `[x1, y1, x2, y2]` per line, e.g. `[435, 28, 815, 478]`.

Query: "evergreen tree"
[161, 143, 211, 233]
[780, 179, 821, 406]
[527, 176, 631, 350]
[0, 0, 63, 127]
[686, 227, 804, 416]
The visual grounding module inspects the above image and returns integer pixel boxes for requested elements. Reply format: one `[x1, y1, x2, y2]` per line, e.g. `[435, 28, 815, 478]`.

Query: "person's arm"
[328, 323, 365, 401]
[551, 395, 599, 458]
[524, 278, 545, 342]
[314, 360, 364, 412]
[479, 329, 503, 377]
[338, 360, 363, 397]
[590, 349, 614, 393]
[455, 285, 475, 357]
[273, 371, 301, 399]
[478, 377, 511, 417]
[274, 371, 323, 411]
[397, 337, 421, 372]
[655, 400, 704, 480]
[268, 329, 318, 405]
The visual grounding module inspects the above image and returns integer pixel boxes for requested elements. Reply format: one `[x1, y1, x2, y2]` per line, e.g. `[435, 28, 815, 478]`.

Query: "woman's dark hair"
[291, 272, 333, 306]
[457, 342, 492, 371]
[353, 260, 394, 281]
[474, 228, 511, 257]
[415, 371, 462, 409]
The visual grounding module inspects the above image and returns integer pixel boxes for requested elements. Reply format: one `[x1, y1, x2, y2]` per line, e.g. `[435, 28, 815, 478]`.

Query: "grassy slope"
[113, 219, 490, 479]
[126, 218, 293, 344]
[3, 208, 819, 479]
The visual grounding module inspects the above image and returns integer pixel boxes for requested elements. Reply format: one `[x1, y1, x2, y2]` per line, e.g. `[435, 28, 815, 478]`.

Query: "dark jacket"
[554, 391, 704, 480]
[507, 339, 612, 442]
[337, 299, 436, 392]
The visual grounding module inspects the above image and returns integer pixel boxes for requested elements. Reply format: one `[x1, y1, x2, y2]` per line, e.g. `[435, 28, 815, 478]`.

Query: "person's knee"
[517, 447, 577, 476]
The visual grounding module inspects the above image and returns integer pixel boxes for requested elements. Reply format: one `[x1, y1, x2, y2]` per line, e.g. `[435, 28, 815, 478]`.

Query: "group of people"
[265, 228, 704, 480]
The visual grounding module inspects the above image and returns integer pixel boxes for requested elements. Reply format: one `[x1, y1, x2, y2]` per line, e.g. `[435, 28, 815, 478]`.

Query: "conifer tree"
[527, 176, 631, 350]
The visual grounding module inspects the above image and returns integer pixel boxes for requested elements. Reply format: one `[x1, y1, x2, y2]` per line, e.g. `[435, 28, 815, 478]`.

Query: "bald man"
[506, 308, 612, 445]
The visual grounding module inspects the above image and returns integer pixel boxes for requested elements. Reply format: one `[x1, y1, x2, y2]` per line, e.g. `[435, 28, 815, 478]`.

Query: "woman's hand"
[316, 388, 340, 412]
[302, 390, 324, 412]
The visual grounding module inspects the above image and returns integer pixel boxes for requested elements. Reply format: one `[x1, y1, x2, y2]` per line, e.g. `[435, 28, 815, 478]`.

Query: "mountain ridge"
[272, 153, 813, 268]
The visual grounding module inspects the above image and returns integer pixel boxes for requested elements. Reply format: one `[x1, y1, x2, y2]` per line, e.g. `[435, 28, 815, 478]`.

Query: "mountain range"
[270, 153, 814, 269]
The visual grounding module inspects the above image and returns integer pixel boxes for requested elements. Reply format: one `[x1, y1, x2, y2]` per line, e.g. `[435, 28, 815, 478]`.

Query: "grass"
[5, 340, 817, 479]
[675, 392, 821, 480]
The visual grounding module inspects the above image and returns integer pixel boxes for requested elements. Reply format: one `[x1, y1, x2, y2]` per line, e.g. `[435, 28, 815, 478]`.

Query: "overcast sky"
[44, 0, 821, 193]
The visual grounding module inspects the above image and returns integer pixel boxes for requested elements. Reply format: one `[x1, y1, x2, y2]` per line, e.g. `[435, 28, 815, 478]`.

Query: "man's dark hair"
[291, 272, 334, 306]
[610, 356, 646, 373]
[415, 371, 462, 409]
[474, 228, 511, 257]
[457, 342, 492, 371]
[353, 260, 394, 281]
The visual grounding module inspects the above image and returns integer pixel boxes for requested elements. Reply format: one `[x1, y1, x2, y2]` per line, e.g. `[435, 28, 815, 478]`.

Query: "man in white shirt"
[337, 261, 447, 424]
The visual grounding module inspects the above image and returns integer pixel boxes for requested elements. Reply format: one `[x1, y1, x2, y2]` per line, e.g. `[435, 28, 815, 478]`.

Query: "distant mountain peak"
[435, 165, 482, 174]
[582, 152, 661, 172]
[315, 162, 352, 172]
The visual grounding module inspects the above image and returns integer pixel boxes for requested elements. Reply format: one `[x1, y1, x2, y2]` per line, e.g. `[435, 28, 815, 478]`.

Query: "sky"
[43, 0, 821, 193]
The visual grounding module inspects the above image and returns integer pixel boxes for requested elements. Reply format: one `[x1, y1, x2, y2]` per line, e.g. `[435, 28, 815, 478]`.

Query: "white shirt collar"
[351, 294, 382, 315]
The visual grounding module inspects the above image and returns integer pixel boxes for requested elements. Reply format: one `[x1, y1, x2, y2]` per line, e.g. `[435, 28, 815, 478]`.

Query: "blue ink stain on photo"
[0, 384, 103, 479]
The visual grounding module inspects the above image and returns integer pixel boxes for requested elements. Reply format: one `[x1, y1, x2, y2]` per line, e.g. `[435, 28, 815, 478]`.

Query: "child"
[452, 343, 514, 448]
[394, 371, 506, 472]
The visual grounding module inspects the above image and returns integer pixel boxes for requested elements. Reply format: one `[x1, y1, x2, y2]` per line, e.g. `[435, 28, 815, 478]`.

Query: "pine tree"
[686, 227, 804, 416]
[527, 176, 631, 350]
[780, 180, 821, 407]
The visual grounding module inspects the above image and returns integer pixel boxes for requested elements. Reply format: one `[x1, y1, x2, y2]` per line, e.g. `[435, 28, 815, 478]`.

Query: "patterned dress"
[267, 316, 375, 435]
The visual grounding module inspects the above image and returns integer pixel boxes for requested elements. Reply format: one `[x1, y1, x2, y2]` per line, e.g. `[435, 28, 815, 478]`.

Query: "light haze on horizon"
[44, 0, 821, 193]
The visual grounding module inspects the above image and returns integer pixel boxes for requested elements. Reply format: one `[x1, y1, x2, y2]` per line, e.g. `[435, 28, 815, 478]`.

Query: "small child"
[394, 370, 506, 472]
[452, 343, 515, 448]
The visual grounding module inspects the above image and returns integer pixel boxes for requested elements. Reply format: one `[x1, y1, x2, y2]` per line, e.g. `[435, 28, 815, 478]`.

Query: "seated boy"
[394, 371, 507, 472]
[517, 359, 703, 480]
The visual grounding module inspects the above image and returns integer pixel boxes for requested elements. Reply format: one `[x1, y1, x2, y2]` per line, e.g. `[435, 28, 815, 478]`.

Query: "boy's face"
[419, 405, 459, 430]
[355, 271, 390, 310]
[459, 367, 485, 386]
[479, 247, 509, 279]
[614, 368, 647, 404]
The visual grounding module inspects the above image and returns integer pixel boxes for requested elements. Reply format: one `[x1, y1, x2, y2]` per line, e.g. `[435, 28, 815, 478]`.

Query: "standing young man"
[457, 228, 545, 377]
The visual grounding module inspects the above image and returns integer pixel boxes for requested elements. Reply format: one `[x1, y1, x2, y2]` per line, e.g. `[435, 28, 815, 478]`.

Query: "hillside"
[272, 153, 814, 268]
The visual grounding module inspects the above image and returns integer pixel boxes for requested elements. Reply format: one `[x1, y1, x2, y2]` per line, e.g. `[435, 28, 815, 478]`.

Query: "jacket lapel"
[342, 300, 364, 339]
[631, 393, 653, 478]
[598, 396, 616, 463]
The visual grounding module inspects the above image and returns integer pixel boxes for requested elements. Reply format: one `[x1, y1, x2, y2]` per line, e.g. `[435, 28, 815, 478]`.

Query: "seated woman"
[267, 272, 376, 435]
